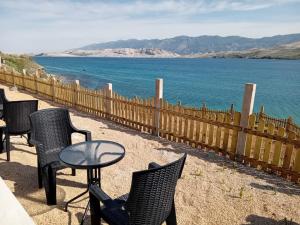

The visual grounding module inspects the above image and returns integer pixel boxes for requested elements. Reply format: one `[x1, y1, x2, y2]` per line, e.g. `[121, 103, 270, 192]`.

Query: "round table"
[59, 140, 125, 223]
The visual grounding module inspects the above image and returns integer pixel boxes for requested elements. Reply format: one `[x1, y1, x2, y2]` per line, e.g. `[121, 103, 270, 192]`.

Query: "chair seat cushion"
[100, 200, 129, 225]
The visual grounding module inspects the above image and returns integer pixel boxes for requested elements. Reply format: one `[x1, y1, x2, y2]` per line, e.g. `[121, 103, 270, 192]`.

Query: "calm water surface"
[34, 57, 300, 123]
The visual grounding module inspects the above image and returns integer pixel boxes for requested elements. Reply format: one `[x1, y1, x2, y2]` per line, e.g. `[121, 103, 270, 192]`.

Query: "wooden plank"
[183, 108, 189, 144]
[188, 110, 194, 143]
[230, 112, 241, 154]
[272, 127, 285, 166]
[282, 131, 296, 169]
[222, 114, 231, 152]
[253, 119, 266, 160]
[202, 114, 208, 145]
[262, 123, 275, 163]
[208, 113, 216, 146]
[293, 147, 300, 172]
[195, 110, 201, 146]
[244, 114, 256, 158]
[168, 104, 174, 141]
[216, 114, 224, 149]
[178, 106, 184, 142]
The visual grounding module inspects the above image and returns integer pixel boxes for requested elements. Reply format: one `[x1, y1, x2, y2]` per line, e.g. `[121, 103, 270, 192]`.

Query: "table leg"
[80, 200, 90, 225]
[80, 168, 101, 225]
[64, 168, 101, 224]
[64, 188, 89, 212]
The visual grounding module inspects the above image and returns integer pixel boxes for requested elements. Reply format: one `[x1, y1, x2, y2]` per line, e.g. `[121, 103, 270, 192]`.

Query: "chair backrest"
[29, 108, 74, 166]
[0, 88, 8, 105]
[125, 153, 187, 225]
[4, 100, 38, 134]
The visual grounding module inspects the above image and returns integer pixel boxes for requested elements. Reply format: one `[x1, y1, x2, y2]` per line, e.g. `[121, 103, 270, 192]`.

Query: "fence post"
[0, 56, 2, 68]
[105, 83, 113, 119]
[73, 80, 80, 107]
[22, 69, 27, 89]
[236, 83, 256, 159]
[34, 70, 41, 94]
[12, 69, 16, 86]
[51, 76, 56, 102]
[154, 78, 163, 136]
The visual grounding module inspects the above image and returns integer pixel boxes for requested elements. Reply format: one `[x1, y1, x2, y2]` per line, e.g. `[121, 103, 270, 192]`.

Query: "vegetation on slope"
[0, 52, 42, 74]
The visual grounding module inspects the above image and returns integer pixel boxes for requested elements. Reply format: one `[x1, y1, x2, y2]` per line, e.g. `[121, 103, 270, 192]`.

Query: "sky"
[1, 0, 300, 53]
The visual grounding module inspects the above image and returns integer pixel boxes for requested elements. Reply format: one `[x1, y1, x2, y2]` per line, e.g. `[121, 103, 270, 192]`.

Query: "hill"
[78, 33, 300, 55]
[191, 41, 300, 59]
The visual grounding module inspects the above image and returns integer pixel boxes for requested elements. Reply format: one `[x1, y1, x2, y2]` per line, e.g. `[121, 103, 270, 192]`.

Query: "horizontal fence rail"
[0, 66, 299, 183]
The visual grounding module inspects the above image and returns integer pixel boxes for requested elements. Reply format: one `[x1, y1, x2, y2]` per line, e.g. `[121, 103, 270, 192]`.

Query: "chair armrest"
[148, 162, 161, 169]
[71, 127, 92, 141]
[89, 184, 113, 205]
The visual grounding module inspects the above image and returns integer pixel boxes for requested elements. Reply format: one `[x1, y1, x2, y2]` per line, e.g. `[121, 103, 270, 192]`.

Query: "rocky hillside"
[190, 41, 300, 60]
[78, 33, 300, 55]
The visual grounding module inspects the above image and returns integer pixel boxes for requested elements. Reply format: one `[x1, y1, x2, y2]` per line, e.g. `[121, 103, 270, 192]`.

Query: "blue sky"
[1, 0, 300, 53]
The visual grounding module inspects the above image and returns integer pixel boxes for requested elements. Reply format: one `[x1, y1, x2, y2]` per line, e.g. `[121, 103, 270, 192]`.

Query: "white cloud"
[0, 0, 300, 53]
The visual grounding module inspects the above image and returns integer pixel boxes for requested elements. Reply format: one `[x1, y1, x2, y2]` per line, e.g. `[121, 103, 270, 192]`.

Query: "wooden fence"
[0, 67, 299, 183]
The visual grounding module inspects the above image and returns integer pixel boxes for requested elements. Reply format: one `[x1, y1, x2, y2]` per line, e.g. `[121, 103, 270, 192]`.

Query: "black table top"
[59, 140, 125, 169]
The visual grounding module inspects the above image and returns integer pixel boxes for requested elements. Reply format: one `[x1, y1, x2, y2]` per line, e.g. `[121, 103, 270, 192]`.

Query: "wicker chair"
[89, 153, 187, 225]
[29, 108, 92, 205]
[0, 88, 9, 119]
[0, 88, 9, 152]
[3, 100, 38, 161]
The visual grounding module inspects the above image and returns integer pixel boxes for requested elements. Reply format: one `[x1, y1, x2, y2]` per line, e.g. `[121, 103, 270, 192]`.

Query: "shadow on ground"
[242, 215, 300, 225]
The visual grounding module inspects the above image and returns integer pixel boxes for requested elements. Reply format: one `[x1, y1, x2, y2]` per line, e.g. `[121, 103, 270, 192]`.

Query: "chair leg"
[71, 168, 76, 176]
[43, 166, 57, 205]
[89, 191, 101, 225]
[27, 133, 33, 147]
[6, 133, 10, 161]
[166, 201, 177, 225]
[38, 161, 43, 188]
[0, 129, 3, 153]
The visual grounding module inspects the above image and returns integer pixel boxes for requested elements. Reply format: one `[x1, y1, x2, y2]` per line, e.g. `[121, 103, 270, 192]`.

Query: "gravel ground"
[0, 84, 300, 225]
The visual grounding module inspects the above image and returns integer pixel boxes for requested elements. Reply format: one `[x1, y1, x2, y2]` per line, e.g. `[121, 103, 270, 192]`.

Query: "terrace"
[0, 83, 300, 225]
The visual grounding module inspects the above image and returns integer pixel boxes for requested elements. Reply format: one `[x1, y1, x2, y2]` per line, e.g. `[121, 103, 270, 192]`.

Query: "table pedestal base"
[64, 168, 101, 224]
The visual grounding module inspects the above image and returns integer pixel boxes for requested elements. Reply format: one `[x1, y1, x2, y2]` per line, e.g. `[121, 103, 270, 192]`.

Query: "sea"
[34, 57, 300, 124]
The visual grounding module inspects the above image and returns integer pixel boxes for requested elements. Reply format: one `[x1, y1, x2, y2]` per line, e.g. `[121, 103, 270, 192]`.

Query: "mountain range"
[78, 33, 300, 55]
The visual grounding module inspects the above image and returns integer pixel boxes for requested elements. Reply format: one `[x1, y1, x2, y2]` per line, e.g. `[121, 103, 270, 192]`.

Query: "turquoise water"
[34, 57, 300, 123]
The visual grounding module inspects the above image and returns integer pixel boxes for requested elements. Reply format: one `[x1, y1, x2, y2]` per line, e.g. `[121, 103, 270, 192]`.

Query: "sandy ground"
[0, 84, 300, 225]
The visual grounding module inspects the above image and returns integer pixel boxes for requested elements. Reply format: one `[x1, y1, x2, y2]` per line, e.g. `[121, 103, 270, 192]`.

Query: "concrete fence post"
[236, 83, 256, 158]
[34, 69, 41, 94]
[154, 78, 163, 136]
[12, 68, 18, 86]
[105, 83, 113, 119]
[50, 76, 56, 102]
[22, 69, 27, 89]
[73, 80, 80, 108]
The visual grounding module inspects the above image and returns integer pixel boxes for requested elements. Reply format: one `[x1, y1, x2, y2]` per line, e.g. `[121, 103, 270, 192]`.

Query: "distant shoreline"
[34, 55, 300, 60]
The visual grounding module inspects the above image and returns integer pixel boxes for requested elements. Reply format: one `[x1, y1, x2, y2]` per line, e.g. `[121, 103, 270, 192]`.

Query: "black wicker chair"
[3, 100, 38, 161]
[29, 108, 92, 205]
[0, 88, 9, 119]
[89, 153, 187, 225]
[0, 88, 9, 152]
